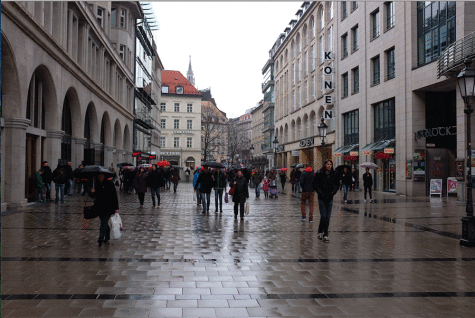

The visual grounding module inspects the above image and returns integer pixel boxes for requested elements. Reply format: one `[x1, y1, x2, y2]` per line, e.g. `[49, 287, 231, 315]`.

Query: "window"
[341, 33, 348, 59]
[328, 2, 334, 20]
[297, 58, 301, 82]
[174, 103, 180, 112]
[111, 7, 117, 27]
[386, 1, 395, 30]
[319, 7, 325, 30]
[312, 75, 315, 99]
[162, 86, 169, 94]
[187, 120, 193, 130]
[176, 86, 184, 94]
[120, 9, 126, 29]
[298, 86, 301, 107]
[187, 104, 193, 113]
[174, 137, 180, 148]
[293, 63, 296, 85]
[343, 110, 359, 145]
[386, 47, 395, 80]
[372, 55, 380, 85]
[297, 34, 301, 53]
[352, 67, 359, 94]
[160, 137, 165, 148]
[311, 45, 315, 70]
[342, 73, 348, 98]
[319, 36, 324, 63]
[352, 25, 358, 52]
[328, 26, 333, 51]
[187, 137, 192, 148]
[351, 1, 358, 12]
[96, 7, 104, 27]
[371, 9, 380, 39]
[119, 45, 125, 60]
[310, 18, 315, 38]
[342, 2, 348, 19]
[417, 1, 456, 66]
[160, 102, 166, 112]
[374, 98, 395, 140]
[292, 40, 295, 59]
[174, 119, 179, 129]
[160, 119, 166, 129]
[304, 52, 307, 76]
[293, 90, 296, 111]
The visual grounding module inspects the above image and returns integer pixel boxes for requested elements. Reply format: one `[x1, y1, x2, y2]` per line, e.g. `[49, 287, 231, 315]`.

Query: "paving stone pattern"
[2, 183, 475, 317]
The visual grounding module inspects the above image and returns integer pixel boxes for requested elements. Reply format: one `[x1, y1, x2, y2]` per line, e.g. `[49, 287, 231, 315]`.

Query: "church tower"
[186, 55, 195, 86]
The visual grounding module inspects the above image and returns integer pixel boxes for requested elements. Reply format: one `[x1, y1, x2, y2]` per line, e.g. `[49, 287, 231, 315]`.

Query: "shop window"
[343, 110, 359, 145]
[374, 98, 395, 141]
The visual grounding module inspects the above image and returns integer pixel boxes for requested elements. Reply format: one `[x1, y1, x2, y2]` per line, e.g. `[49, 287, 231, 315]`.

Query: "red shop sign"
[374, 152, 393, 159]
[344, 156, 358, 162]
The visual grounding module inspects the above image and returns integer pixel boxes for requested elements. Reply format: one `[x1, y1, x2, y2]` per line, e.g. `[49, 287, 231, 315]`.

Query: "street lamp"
[273, 136, 279, 168]
[249, 144, 254, 167]
[457, 58, 475, 247]
[318, 117, 329, 163]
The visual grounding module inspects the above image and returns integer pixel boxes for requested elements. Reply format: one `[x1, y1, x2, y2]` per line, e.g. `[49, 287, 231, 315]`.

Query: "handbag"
[245, 201, 250, 215]
[229, 186, 235, 196]
[83, 205, 97, 219]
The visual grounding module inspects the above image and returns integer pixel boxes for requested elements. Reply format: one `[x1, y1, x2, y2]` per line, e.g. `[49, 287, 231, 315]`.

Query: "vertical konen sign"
[323, 52, 334, 111]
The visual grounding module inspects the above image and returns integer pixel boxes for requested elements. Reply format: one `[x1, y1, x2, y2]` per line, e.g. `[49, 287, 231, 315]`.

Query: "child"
[35, 169, 46, 203]
[262, 178, 270, 198]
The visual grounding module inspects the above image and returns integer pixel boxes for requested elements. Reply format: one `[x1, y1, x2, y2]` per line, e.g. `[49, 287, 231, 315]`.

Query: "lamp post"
[249, 144, 254, 167]
[273, 136, 279, 169]
[318, 117, 329, 164]
[457, 58, 475, 247]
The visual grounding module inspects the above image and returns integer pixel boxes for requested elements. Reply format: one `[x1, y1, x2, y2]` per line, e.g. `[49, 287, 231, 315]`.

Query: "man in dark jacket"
[340, 167, 352, 203]
[251, 169, 263, 197]
[147, 164, 165, 207]
[212, 167, 227, 213]
[363, 168, 373, 203]
[73, 164, 84, 195]
[195, 166, 214, 213]
[42, 161, 53, 201]
[53, 164, 68, 203]
[90, 172, 119, 246]
[231, 170, 249, 220]
[299, 167, 315, 222]
[65, 162, 74, 196]
[294, 169, 302, 193]
[312, 160, 340, 243]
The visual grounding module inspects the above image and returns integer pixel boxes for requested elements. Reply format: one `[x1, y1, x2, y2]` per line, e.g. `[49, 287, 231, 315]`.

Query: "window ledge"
[385, 76, 395, 82]
[370, 82, 380, 88]
[351, 91, 359, 95]
[342, 95, 349, 100]
[341, 55, 348, 61]
[352, 48, 359, 54]
[370, 34, 380, 43]
[384, 25, 395, 33]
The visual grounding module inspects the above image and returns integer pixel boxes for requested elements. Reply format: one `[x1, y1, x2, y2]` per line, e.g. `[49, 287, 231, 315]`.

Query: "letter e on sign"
[324, 110, 333, 119]
[324, 95, 333, 105]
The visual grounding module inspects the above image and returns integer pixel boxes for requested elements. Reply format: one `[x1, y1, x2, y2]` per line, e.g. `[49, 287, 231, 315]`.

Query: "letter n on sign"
[324, 110, 333, 119]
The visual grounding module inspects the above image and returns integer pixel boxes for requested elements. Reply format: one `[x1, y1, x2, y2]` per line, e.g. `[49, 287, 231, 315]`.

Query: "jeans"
[77, 182, 83, 195]
[364, 186, 372, 200]
[294, 181, 301, 193]
[300, 192, 314, 220]
[151, 187, 161, 206]
[196, 188, 201, 205]
[234, 201, 245, 218]
[44, 182, 52, 200]
[281, 181, 285, 190]
[173, 182, 178, 192]
[201, 192, 211, 211]
[99, 215, 111, 243]
[55, 183, 65, 202]
[186, 175, 190, 182]
[215, 189, 224, 211]
[343, 184, 349, 201]
[66, 179, 73, 195]
[36, 186, 45, 202]
[254, 183, 260, 196]
[318, 200, 333, 237]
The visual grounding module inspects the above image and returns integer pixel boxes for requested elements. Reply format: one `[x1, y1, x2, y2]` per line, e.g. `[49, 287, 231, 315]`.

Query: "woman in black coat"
[231, 170, 249, 220]
[133, 167, 148, 207]
[90, 173, 119, 246]
[147, 164, 165, 207]
[363, 167, 373, 203]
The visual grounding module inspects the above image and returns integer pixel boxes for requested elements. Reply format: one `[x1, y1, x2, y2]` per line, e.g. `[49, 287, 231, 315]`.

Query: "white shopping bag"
[108, 213, 123, 239]
[245, 201, 250, 215]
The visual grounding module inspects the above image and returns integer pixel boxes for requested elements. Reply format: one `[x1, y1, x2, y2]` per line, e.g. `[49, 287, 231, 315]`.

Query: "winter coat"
[340, 170, 353, 186]
[294, 170, 302, 182]
[352, 170, 358, 183]
[268, 171, 277, 181]
[299, 171, 315, 192]
[42, 166, 53, 184]
[290, 170, 296, 184]
[171, 169, 181, 184]
[52, 166, 68, 184]
[280, 173, 287, 183]
[232, 175, 249, 203]
[193, 171, 201, 189]
[312, 167, 340, 203]
[363, 172, 373, 188]
[65, 165, 74, 180]
[196, 171, 214, 194]
[147, 169, 165, 188]
[35, 172, 44, 188]
[213, 171, 227, 190]
[133, 172, 148, 193]
[251, 172, 263, 185]
[90, 179, 119, 218]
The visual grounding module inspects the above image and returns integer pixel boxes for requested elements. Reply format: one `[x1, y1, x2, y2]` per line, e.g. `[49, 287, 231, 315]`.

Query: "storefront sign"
[363, 150, 372, 156]
[456, 161, 464, 181]
[291, 150, 300, 157]
[299, 138, 314, 148]
[384, 148, 394, 154]
[350, 151, 359, 156]
[413, 160, 426, 182]
[161, 152, 180, 156]
[413, 152, 425, 160]
[344, 156, 358, 162]
[406, 161, 412, 179]
[374, 153, 393, 159]
[173, 130, 193, 134]
[333, 153, 342, 158]
[415, 126, 456, 139]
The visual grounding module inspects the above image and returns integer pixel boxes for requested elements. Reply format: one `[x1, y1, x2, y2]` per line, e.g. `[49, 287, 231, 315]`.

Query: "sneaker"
[317, 233, 323, 240]
[344, 200, 347, 203]
[323, 236, 330, 243]
[370, 199, 373, 203]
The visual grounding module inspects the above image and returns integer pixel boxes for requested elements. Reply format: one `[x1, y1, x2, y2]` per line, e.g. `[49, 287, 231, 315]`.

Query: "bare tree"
[227, 119, 250, 165]
[202, 106, 227, 162]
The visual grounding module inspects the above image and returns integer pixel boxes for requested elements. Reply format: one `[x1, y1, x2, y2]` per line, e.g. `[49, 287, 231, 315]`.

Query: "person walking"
[312, 160, 340, 243]
[147, 164, 165, 208]
[212, 167, 227, 213]
[193, 167, 202, 206]
[352, 168, 359, 190]
[340, 167, 352, 203]
[164, 168, 172, 191]
[52, 164, 68, 203]
[65, 162, 74, 196]
[251, 169, 263, 198]
[185, 167, 191, 183]
[231, 170, 249, 220]
[294, 168, 302, 193]
[133, 167, 148, 207]
[42, 161, 53, 201]
[280, 171, 287, 190]
[73, 164, 84, 195]
[363, 168, 373, 203]
[90, 172, 119, 246]
[171, 168, 181, 193]
[35, 169, 46, 203]
[299, 167, 315, 222]
[195, 166, 213, 213]
[290, 169, 296, 192]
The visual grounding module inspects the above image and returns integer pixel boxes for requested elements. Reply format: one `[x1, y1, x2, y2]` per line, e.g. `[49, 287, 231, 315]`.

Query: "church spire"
[186, 55, 195, 86]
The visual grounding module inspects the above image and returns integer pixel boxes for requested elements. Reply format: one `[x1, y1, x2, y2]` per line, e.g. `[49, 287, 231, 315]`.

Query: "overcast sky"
[152, 1, 302, 118]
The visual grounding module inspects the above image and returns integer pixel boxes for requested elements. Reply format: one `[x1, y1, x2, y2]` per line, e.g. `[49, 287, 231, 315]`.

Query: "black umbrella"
[295, 164, 305, 169]
[79, 165, 116, 178]
[203, 161, 225, 168]
[117, 162, 133, 168]
[335, 164, 352, 174]
[290, 163, 302, 168]
[170, 165, 183, 170]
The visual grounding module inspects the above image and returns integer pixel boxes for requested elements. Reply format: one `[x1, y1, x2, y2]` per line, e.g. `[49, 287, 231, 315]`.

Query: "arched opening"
[185, 156, 196, 169]
[61, 95, 72, 164]
[83, 102, 98, 166]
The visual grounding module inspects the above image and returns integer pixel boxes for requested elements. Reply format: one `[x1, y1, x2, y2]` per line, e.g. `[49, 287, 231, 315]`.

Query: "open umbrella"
[170, 165, 183, 170]
[280, 168, 289, 172]
[295, 164, 305, 169]
[117, 162, 133, 168]
[360, 162, 379, 169]
[335, 164, 352, 173]
[157, 161, 170, 167]
[203, 161, 225, 169]
[121, 165, 135, 170]
[139, 164, 152, 171]
[79, 165, 116, 178]
[271, 166, 280, 170]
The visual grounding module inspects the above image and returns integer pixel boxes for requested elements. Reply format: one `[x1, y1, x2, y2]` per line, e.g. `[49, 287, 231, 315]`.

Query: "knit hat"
[304, 167, 313, 172]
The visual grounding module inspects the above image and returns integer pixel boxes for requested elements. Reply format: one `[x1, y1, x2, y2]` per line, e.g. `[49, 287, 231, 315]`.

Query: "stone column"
[104, 146, 115, 169]
[125, 151, 133, 164]
[46, 130, 64, 167]
[73, 137, 87, 167]
[3, 118, 30, 209]
[116, 149, 125, 165]
[93, 143, 103, 165]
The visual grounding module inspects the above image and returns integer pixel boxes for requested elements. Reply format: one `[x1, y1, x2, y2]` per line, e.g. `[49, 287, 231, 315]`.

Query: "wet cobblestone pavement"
[2, 183, 475, 317]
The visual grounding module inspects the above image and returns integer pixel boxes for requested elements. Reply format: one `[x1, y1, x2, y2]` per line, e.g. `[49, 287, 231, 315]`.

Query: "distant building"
[200, 89, 228, 163]
[250, 101, 267, 170]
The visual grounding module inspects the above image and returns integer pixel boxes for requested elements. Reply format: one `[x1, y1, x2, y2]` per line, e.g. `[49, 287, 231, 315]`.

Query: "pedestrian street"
[2, 183, 475, 317]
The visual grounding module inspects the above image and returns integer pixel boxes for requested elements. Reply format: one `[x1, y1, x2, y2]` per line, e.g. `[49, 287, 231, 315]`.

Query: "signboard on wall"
[406, 161, 412, 179]
[291, 150, 300, 157]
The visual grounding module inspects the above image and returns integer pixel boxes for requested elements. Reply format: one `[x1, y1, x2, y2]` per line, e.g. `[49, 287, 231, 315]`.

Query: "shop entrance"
[25, 134, 37, 202]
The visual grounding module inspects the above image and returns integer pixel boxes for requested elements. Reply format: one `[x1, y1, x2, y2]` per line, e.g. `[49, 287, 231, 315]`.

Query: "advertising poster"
[413, 160, 425, 182]
[456, 161, 464, 180]
[447, 177, 457, 194]
[430, 179, 442, 196]
[406, 161, 412, 179]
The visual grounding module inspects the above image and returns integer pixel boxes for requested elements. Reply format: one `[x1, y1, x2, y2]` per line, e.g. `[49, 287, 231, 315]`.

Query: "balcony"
[261, 79, 275, 93]
[438, 31, 475, 78]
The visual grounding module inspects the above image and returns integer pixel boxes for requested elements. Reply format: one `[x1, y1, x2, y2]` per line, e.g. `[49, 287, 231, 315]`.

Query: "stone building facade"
[201, 89, 228, 163]
[1, 1, 142, 209]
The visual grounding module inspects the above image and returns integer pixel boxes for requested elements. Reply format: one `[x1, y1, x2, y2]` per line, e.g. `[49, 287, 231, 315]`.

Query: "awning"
[362, 139, 395, 151]
[334, 143, 359, 154]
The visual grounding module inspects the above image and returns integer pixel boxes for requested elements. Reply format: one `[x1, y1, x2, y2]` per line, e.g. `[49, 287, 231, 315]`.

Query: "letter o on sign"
[323, 66, 333, 75]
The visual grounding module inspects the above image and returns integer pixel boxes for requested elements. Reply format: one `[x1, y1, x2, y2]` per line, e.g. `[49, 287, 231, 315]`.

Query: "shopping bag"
[108, 213, 123, 239]
[245, 201, 250, 215]
[224, 192, 229, 203]
[83, 205, 97, 219]
[193, 194, 196, 202]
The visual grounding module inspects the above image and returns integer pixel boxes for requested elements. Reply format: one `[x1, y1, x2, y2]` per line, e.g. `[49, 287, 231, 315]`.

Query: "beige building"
[159, 70, 202, 170]
[274, 1, 335, 173]
[250, 101, 267, 169]
[1, 1, 142, 208]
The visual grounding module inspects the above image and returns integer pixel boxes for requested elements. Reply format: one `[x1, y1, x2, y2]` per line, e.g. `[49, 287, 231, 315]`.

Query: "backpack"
[54, 167, 67, 184]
